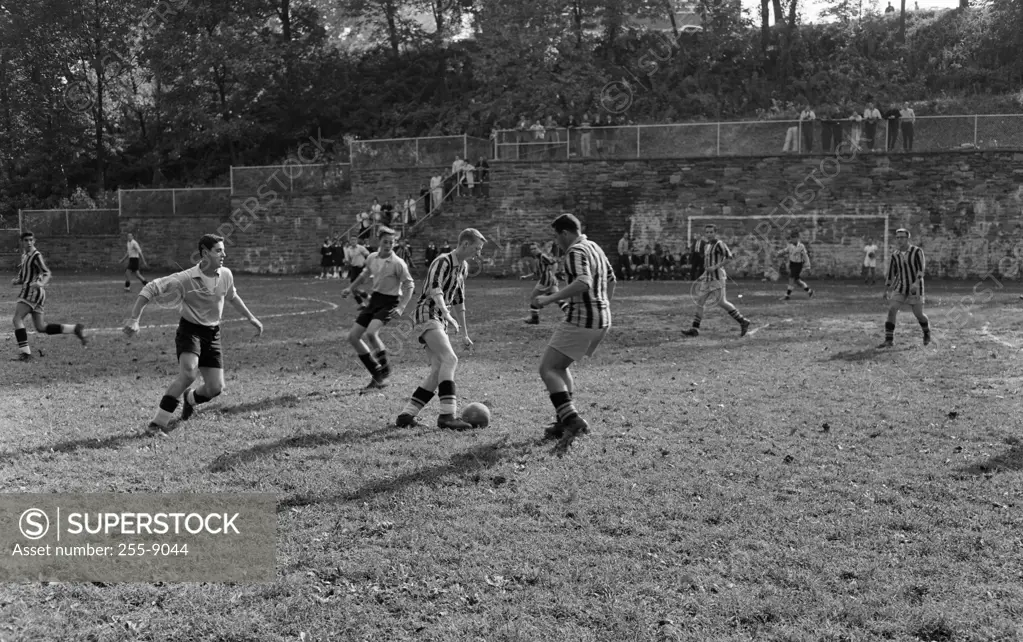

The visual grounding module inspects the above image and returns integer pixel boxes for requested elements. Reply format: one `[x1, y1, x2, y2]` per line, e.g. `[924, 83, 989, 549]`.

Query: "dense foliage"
[0, 0, 1021, 216]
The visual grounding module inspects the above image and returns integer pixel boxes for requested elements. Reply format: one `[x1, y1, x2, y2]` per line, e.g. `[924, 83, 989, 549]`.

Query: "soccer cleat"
[553, 416, 590, 455]
[681, 328, 700, 337]
[523, 318, 539, 325]
[180, 391, 195, 421]
[740, 320, 751, 337]
[378, 364, 392, 380]
[13, 353, 33, 362]
[437, 414, 473, 431]
[74, 324, 88, 346]
[808, 289, 815, 299]
[364, 377, 388, 390]
[395, 413, 421, 428]
[877, 340, 894, 349]
[543, 420, 564, 440]
[923, 334, 931, 346]
[144, 422, 168, 437]
[781, 296, 791, 301]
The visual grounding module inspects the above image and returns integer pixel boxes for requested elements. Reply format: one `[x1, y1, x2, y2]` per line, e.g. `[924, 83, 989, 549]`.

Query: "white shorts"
[548, 322, 608, 362]
[890, 292, 924, 306]
[415, 319, 447, 345]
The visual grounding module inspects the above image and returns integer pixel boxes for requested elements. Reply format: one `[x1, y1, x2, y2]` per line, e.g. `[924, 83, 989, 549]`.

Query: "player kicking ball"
[533, 214, 616, 455]
[681, 224, 751, 338]
[776, 231, 814, 300]
[395, 228, 486, 431]
[878, 228, 930, 348]
[11, 231, 88, 361]
[521, 242, 568, 325]
[123, 234, 263, 435]
[342, 227, 415, 390]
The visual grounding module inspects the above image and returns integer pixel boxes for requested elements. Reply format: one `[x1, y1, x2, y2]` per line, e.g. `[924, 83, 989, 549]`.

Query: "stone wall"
[19, 150, 1023, 279]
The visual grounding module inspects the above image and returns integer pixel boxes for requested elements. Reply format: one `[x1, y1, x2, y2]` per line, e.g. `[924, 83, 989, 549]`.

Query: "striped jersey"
[782, 241, 810, 264]
[563, 235, 615, 329]
[15, 249, 51, 300]
[887, 245, 925, 296]
[414, 252, 466, 324]
[702, 239, 732, 282]
[534, 252, 561, 288]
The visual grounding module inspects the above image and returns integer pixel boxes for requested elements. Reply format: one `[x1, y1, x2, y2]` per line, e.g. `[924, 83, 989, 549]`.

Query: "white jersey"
[863, 244, 879, 268]
[127, 239, 142, 258]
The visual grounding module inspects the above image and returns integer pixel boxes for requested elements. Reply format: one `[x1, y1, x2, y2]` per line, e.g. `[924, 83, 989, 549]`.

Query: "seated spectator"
[382, 199, 395, 225]
[635, 246, 654, 280]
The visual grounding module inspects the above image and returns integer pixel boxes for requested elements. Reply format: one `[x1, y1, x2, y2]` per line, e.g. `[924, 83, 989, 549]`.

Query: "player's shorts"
[548, 322, 608, 362]
[415, 318, 448, 345]
[890, 292, 924, 306]
[531, 283, 557, 297]
[128, 257, 140, 271]
[17, 286, 45, 313]
[349, 265, 364, 283]
[175, 319, 223, 369]
[788, 261, 804, 279]
[863, 259, 877, 268]
[355, 292, 399, 327]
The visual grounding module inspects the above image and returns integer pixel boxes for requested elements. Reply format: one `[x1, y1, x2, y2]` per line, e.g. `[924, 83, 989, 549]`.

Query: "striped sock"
[438, 380, 457, 416]
[529, 306, 540, 321]
[374, 350, 388, 371]
[14, 328, 30, 355]
[727, 309, 748, 325]
[549, 391, 578, 423]
[44, 324, 75, 335]
[153, 395, 179, 428]
[691, 318, 702, 329]
[358, 352, 379, 375]
[401, 387, 435, 417]
[885, 321, 895, 341]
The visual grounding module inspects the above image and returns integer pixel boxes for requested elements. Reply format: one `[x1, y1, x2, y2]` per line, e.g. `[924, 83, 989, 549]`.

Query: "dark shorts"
[128, 257, 140, 271]
[789, 262, 804, 279]
[355, 292, 400, 327]
[349, 265, 364, 284]
[175, 319, 223, 369]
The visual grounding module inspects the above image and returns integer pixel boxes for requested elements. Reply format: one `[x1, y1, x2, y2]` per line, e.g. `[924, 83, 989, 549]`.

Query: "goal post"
[688, 214, 890, 280]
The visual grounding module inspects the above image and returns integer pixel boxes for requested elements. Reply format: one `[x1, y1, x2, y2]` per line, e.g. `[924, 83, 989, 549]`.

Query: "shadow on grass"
[208, 423, 406, 473]
[827, 347, 892, 362]
[0, 432, 149, 464]
[277, 435, 537, 511]
[216, 393, 303, 415]
[958, 438, 1023, 476]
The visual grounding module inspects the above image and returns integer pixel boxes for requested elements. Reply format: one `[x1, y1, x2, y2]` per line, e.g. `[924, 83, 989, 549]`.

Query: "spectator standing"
[431, 174, 443, 211]
[820, 106, 839, 152]
[382, 198, 395, 226]
[863, 102, 882, 151]
[592, 112, 605, 157]
[420, 182, 431, 215]
[370, 198, 382, 220]
[545, 115, 560, 147]
[900, 102, 916, 151]
[451, 156, 466, 196]
[404, 193, 417, 226]
[440, 240, 452, 255]
[425, 241, 438, 265]
[464, 160, 476, 196]
[848, 106, 863, 149]
[799, 103, 816, 153]
[318, 237, 333, 279]
[883, 103, 901, 151]
[477, 156, 490, 198]
[616, 233, 632, 280]
[580, 113, 593, 158]
[783, 125, 799, 153]
[357, 211, 373, 241]
[331, 234, 345, 278]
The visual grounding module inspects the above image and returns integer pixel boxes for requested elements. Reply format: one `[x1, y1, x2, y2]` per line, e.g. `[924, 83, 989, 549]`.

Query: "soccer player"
[344, 237, 370, 307]
[879, 228, 930, 348]
[123, 234, 263, 434]
[681, 224, 751, 338]
[10, 231, 88, 361]
[532, 214, 615, 454]
[119, 232, 149, 292]
[394, 228, 486, 431]
[342, 227, 416, 390]
[776, 232, 814, 300]
[863, 238, 879, 285]
[521, 242, 568, 325]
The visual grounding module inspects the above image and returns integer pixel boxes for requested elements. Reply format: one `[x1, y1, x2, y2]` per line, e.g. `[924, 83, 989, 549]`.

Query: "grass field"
[2, 272, 1023, 642]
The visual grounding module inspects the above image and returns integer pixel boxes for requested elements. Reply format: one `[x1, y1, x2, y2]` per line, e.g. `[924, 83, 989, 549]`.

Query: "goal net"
[687, 214, 890, 280]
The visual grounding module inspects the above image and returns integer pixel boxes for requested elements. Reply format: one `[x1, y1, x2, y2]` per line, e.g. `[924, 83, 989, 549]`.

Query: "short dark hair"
[704, 223, 716, 231]
[551, 213, 581, 234]
[20, 231, 34, 240]
[198, 234, 225, 256]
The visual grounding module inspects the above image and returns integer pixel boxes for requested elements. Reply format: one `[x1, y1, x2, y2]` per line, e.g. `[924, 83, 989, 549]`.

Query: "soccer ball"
[461, 402, 491, 428]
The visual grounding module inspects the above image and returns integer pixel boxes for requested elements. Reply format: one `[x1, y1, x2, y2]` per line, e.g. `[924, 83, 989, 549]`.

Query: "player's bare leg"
[12, 304, 86, 361]
[350, 322, 385, 388]
[911, 302, 931, 345]
[181, 366, 225, 421]
[149, 352, 201, 432]
[539, 346, 588, 449]
[362, 319, 390, 379]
